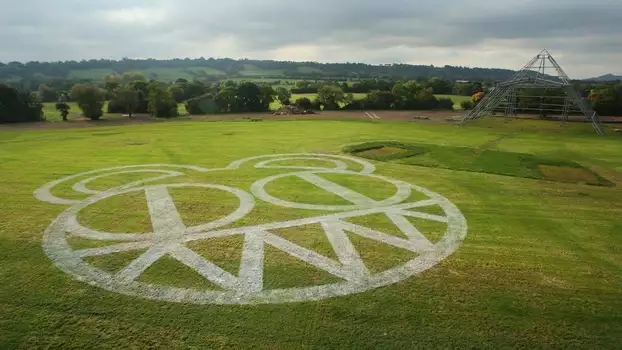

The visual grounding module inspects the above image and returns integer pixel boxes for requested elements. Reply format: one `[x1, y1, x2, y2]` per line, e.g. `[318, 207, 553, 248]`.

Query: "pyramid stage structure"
[460, 49, 604, 136]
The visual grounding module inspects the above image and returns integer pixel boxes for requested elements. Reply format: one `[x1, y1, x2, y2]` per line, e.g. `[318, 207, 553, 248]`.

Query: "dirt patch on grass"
[356, 146, 409, 158]
[539, 165, 599, 184]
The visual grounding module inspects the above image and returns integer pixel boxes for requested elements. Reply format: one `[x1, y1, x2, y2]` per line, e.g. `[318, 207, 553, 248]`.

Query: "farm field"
[0, 118, 620, 348]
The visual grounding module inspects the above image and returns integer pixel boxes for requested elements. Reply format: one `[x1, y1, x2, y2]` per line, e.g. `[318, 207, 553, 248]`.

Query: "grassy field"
[436, 94, 472, 109]
[0, 118, 621, 348]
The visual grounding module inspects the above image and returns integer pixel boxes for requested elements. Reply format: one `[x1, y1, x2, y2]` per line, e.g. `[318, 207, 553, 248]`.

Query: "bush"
[70, 84, 106, 120]
[148, 83, 178, 118]
[0, 85, 44, 123]
[55, 102, 70, 121]
[294, 97, 313, 110]
[291, 87, 318, 94]
[436, 98, 455, 110]
[107, 99, 125, 113]
[460, 100, 474, 110]
[185, 93, 218, 115]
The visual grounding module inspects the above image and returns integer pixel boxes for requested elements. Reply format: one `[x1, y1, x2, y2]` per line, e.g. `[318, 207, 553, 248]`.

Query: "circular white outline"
[254, 157, 349, 171]
[251, 170, 412, 211]
[72, 170, 185, 195]
[64, 183, 255, 241]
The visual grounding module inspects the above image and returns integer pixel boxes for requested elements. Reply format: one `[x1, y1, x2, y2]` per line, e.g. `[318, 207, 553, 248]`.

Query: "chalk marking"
[298, 173, 378, 206]
[322, 221, 370, 278]
[38, 154, 468, 305]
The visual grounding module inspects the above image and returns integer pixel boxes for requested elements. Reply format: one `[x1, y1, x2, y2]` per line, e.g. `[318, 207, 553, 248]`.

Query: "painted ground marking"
[36, 154, 467, 304]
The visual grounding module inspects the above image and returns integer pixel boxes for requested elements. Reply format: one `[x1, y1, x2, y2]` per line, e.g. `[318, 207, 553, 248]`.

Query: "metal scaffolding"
[460, 49, 604, 136]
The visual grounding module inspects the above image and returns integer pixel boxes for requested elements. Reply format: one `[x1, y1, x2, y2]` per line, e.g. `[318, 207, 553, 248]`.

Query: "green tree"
[122, 71, 146, 82]
[147, 82, 178, 118]
[183, 80, 207, 100]
[0, 85, 44, 123]
[236, 82, 262, 112]
[70, 84, 106, 120]
[129, 80, 150, 113]
[214, 87, 238, 113]
[259, 85, 277, 111]
[38, 84, 59, 102]
[295, 97, 313, 110]
[169, 85, 186, 103]
[276, 87, 292, 104]
[392, 81, 423, 101]
[112, 85, 139, 118]
[317, 85, 345, 110]
[55, 102, 71, 121]
[295, 80, 310, 89]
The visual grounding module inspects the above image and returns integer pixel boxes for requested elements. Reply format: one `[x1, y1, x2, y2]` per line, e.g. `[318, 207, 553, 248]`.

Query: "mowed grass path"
[0, 118, 621, 348]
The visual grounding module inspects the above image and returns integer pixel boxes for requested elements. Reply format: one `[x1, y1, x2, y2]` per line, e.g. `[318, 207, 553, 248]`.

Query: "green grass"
[344, 140, 614, 186]
[239, 64, 285, 77]
[68, 69, 116, 80]
[435, 94, 472, 109]
[137, 67, 226, 81]
[0, 118, 621, 348]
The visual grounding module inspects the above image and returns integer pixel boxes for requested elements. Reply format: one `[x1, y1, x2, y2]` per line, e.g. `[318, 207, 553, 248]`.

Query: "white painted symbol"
[36, 154, 467, 305]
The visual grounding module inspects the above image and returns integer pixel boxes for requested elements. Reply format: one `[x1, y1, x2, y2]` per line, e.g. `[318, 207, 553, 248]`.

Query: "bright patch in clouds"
[104, 7, 166, 23]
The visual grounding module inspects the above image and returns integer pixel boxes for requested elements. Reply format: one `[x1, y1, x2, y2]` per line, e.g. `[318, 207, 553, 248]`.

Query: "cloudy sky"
[1, 0, 621, 78]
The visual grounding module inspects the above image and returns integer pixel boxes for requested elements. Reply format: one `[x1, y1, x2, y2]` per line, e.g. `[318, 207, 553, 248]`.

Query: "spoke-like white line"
[322, 221, 370, 278]
[336, 220, 421, 253]
[297, 173, 377, 206]
[237, 230, 266, 293]
[385, 212, 433, 252]
[115, 246, 167, 283]
[76, 241, 153, 258]
[263, 233, 363, 282]
[397, 210, 448, 223]
[169, 245, 239, 290]
[145, 186, 186, 239]
[184, 199, 440, 242]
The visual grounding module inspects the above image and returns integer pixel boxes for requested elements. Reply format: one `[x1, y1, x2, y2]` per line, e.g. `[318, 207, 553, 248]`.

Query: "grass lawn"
[436, 94, 472, 109]
[0, 117, 621, 348]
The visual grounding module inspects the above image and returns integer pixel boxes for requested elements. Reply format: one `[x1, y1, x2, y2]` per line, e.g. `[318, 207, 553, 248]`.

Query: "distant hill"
[0, 57, 519, 84]
[587, 74, 622, 82]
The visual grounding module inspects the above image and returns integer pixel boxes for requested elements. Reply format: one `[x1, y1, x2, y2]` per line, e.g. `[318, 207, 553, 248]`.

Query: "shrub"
[0, 85, 44, 123]
[295, 97, 313, 110]
[460, 100, 474, 110]
[437, 98, 455, 110]
[70, 84, 106, 120]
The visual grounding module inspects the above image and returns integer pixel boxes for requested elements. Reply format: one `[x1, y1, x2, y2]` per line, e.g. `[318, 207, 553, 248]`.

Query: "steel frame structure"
[460, 49, 604, 136]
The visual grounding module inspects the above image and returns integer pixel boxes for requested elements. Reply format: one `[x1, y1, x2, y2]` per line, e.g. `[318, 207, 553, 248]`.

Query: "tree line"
[0, 57, 523, 84]
[2, 77, 622, 124]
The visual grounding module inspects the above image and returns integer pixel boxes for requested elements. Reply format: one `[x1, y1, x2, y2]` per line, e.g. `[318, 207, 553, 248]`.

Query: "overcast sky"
[1, 0, 621, 78]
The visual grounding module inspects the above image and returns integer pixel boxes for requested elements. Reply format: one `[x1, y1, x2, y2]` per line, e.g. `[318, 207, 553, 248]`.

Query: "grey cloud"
[0, 0, 621, 77]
